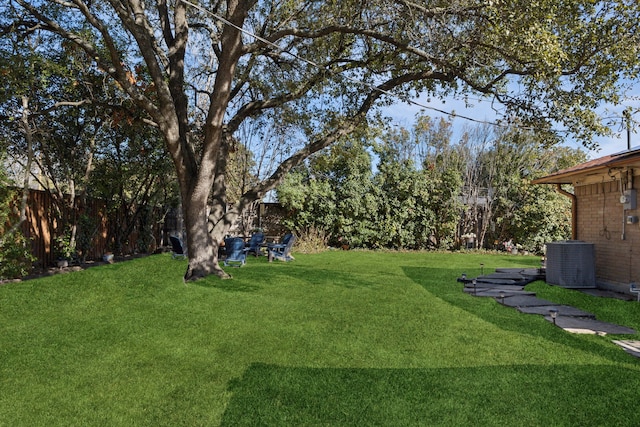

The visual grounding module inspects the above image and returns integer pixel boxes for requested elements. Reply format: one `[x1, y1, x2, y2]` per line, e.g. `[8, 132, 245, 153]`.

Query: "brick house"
[533, 148, 640, 293]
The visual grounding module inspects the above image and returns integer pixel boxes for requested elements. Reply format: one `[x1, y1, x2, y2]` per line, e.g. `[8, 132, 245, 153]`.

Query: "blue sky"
[385, 90, 640, 160]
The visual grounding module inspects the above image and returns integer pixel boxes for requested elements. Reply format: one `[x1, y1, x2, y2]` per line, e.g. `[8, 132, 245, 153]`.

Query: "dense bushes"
[277, 118, 586, 254]
[0, 170, 35, 280]
[0, 232, 35, 280]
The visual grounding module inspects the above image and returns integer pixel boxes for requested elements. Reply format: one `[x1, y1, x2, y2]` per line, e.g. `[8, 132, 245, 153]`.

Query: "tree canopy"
[4, 0, 640, 279]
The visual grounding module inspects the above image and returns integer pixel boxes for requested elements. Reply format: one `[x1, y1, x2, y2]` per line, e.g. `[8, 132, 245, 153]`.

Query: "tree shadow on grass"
[210, 282, 262, 292]
[265, 263, 383, 289]
[189, 279, 262, 293]
[402, 266, 633, 363]
[221, 362, 640, 426]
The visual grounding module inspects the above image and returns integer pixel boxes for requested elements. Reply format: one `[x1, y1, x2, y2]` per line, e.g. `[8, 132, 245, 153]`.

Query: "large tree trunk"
[182, 194, 230, 281]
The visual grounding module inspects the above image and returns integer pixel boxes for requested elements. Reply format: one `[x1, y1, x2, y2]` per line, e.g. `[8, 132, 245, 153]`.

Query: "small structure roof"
[533, 146, 640, 185]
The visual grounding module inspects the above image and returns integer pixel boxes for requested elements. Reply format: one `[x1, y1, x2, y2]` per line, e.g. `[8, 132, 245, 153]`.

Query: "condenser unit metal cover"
[546, 241, 596, 288]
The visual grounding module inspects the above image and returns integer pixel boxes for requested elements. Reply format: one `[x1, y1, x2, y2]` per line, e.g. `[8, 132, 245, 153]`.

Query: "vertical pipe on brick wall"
[556, 184, 577, 240]
[623, 169, 634, 241]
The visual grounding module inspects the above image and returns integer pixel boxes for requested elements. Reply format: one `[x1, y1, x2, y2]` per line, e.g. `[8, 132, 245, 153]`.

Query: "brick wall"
[575, 177, 640, 286]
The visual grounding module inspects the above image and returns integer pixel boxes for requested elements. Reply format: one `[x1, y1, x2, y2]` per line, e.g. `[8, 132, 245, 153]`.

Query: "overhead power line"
[179, 0, 510, 127]
[178, 0, 634, 135]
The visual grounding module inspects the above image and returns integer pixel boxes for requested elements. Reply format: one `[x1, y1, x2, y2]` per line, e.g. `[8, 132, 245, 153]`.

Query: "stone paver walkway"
[458, 268, 639, 357]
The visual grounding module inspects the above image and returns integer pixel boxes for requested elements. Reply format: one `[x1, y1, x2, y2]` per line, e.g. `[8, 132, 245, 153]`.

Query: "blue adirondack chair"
[223, 237, 246, 267]
[267, 233, 296, 262]
[169, 235, 187, 259]
[245, 232, 265, 257]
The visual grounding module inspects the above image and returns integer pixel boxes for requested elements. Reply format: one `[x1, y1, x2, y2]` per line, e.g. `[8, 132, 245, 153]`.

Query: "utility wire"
[179, 0, 512, 128]
[179, 0, 634, 134]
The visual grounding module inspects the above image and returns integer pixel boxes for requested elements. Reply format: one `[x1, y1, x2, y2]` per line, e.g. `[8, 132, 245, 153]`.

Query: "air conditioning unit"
[546, 241, 596, 288]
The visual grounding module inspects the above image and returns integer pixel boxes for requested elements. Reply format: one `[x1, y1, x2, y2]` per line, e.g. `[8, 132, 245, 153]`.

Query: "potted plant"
[54, 233, 75, 268]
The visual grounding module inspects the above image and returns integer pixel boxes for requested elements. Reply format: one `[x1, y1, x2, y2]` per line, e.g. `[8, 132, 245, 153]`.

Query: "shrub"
[293, 227, 329, 254]
[0, 231, 35, 280]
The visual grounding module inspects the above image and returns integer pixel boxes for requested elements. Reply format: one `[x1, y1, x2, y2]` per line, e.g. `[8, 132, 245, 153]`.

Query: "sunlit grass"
[1, 251, 639, 426]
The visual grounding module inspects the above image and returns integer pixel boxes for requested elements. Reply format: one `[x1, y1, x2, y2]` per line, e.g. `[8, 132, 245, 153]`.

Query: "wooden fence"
[16, 189, 289, 270]
[255, 202, 290, 240]
[19, 189, 165, 269]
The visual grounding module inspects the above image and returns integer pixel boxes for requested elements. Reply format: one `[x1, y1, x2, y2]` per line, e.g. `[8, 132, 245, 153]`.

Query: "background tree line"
[277, 115, 587, 254]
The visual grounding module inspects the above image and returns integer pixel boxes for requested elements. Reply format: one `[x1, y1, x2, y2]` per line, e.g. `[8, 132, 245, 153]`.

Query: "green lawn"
[1, 251, 639, 426]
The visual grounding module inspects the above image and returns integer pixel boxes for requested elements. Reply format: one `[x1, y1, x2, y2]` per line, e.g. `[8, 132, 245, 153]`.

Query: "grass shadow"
[188, 278, 262, 292]
[210, 282, 262, 292]
[402, 266, 633, 363]
[265, 263, 383, 289]
[221, 362, 640, 426]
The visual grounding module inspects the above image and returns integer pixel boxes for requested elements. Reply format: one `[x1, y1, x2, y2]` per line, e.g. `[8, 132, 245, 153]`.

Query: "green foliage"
[505, 181, 571, 253]
[280, 117, 463, 250]
[54, 227, 76, 260]
[0, 24, 176, 261]
[420, 123, 465, 249]
[278, 116, 585, 252]
[0, 161, 34, 279]
[479, 127, 587, 253]
[0, 231, 35, 280]
[8, 0, 640, 278]
[136, 205, 155, 254]
[277, 169, 337, 235]
[277, 139, 379, 248]
[373, 146, 434, 249]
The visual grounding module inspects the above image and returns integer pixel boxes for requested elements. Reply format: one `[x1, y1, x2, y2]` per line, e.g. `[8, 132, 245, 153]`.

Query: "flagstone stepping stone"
[546, 316, 636, 335]
[495, 268, 528, 273]
[476, 278, 520, 285]
[520, 268, 545, 275]
[517, 304, 595, 318]
[464, 284, 526, 292]
[463, 287, 491, 294]
[494, 267, 544, 279]
[497, 295, 556, 307]
[482, 272, 525, 279]
[475, 289, 536, 297]
[612, 340, 640, 357]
